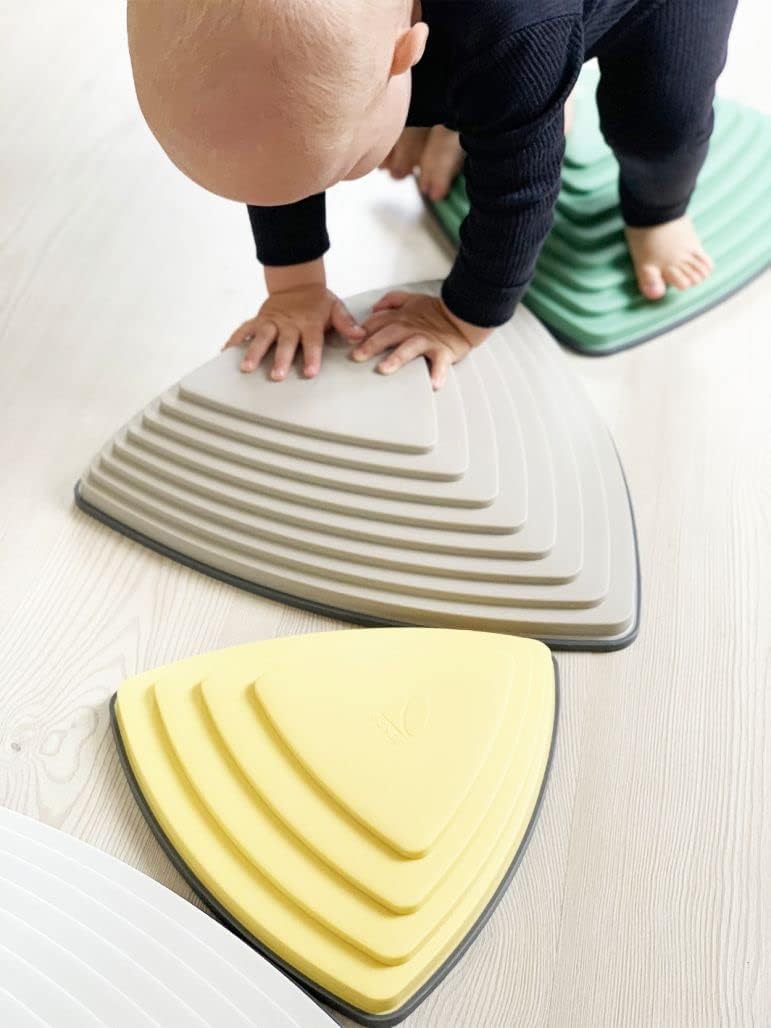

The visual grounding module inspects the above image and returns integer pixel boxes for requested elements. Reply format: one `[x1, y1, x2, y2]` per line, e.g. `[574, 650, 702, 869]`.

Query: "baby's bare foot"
[380, 127, 430, 179]
[418, 125, 465, 201]
[625, 216, 714, 301]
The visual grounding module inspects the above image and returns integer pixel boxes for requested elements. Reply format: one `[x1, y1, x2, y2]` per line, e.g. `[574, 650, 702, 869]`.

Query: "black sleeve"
[442, 16, 583, 327]
[246, 193, 330, 267]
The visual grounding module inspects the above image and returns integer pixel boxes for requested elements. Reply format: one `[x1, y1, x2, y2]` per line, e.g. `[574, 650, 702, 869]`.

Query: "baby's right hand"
[224, 283, 365, 380]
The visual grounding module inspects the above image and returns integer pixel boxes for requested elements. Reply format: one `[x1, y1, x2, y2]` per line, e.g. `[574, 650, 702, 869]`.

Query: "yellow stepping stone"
[112, 628, 558, 1025]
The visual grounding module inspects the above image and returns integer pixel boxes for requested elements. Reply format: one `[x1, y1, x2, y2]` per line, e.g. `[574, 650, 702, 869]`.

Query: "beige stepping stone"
[181, 332, 438, 453]
[144, 351, 503, 509]
[76, 282, 640, 649]
[97, 341, 558, 562]
[170, 341, 471, 481]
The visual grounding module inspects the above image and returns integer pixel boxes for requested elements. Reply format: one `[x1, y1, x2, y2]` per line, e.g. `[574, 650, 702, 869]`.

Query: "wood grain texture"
[0, 3, 769, 1026]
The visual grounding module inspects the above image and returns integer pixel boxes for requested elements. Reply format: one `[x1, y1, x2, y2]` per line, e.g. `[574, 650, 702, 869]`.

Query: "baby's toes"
[691, 250, 714, 277]
[419, 170, 451, 201]
[636, 261, 667, 300]
[388, 130, 428, 179]
[684, 256, 708, 284]
[663, 262, 694, 291]
[425, 158, 463, 200]
[419, 129, 464, 200]
[419, 164, 450, 200]
[389, 149, 417, 179]
[419, 156, 455, 200]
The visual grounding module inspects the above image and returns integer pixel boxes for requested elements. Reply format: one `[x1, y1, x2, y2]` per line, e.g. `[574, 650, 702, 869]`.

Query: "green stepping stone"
[428, 92, 771, 355]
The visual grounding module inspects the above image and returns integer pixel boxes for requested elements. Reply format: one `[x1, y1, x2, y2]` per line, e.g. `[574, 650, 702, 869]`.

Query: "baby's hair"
[129, 0, 408, 153]
[259, 0, 391, 151]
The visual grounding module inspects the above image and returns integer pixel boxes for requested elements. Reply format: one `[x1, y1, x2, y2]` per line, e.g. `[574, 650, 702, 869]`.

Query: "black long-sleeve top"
[247, 0, 652, 327]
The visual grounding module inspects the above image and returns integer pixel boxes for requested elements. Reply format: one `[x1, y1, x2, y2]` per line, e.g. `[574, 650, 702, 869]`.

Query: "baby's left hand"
[351, 292, 492, 390]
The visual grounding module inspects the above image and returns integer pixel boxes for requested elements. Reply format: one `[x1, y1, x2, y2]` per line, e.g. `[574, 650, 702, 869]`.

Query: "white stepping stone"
[0, 808, 337, 1028]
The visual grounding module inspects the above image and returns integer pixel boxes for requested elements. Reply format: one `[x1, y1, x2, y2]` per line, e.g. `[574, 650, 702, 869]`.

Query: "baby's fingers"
[270, 326, 301, 381]
[372, 290, 411, 313]
[240, 323, 278, 372]
[426, 346, 453, 391]
[360, 309, 393, 335]
[330, 299, 365, 342]
[301, 328, 325, 379]
[377, 336, 429, 376]
[224, 318, 260, 351]
[351, 323, 409, 363]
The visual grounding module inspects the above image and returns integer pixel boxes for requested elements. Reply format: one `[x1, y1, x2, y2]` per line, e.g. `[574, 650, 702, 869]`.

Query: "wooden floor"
[1, 3, 769, 1026]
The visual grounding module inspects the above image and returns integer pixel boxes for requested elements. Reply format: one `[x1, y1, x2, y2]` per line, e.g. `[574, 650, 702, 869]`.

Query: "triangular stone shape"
[199, 653, 536, 915]
[110, 628, 557, 1024]
[76, 281, 639, 650]
[166, 353, 469, 480]
[250, 629, 517, 858]
[181, 334, 438, 453]
[139, 349, 501, 509]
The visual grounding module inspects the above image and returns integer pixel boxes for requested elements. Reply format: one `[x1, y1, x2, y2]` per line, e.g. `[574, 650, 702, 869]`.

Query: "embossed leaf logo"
[373, 693, 430, 744]
[402, 695, 429, 738]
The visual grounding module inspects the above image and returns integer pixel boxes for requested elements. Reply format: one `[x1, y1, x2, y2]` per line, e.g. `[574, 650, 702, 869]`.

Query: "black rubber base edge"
[74, 482, 641, 652]
[110, 659, 560, 1027]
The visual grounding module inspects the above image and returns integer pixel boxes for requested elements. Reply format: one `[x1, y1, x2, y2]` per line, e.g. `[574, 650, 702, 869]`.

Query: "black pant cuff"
[619, 181, 692, 228]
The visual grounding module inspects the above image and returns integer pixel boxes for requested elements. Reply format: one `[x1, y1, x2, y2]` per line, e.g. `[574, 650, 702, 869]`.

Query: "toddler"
[128, 0, 737, 388]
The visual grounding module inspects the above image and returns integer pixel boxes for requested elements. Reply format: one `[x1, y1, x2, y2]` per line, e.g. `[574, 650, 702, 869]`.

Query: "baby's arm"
[442, 13, 583, 329]
[247, 193, 329, 270]
[226, 195, 364, 378]
[351, 14, 583, 385]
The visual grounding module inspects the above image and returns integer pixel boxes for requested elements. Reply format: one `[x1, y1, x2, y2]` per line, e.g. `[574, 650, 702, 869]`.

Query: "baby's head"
[128, 0, 427, 205]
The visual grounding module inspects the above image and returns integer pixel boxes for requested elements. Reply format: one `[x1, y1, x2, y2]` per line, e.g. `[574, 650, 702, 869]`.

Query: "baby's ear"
[391, 21, 428, 77]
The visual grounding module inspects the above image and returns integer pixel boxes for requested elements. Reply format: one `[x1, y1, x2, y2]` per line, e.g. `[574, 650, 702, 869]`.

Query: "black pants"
[590, 0, 739, 227]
